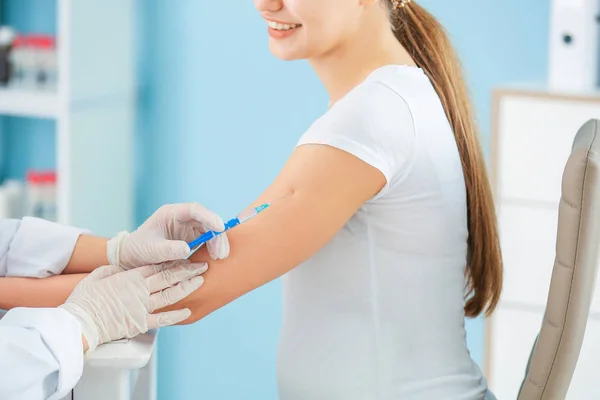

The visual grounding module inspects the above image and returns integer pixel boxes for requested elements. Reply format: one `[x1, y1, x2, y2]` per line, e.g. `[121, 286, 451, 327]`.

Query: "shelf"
[0, 89, 59, 119]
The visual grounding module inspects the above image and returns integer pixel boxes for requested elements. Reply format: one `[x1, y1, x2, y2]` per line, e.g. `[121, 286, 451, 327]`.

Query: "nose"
[254, 0, 283, 12]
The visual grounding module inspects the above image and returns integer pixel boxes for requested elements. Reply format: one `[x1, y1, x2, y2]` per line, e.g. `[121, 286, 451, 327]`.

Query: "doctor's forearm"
[0, 274, 86, 309]
[62, 235, 109, 274]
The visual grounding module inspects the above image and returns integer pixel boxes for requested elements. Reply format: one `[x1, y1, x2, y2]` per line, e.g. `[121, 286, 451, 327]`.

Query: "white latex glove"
[107, 203, 230, 270]
[59, 260, 207, 355]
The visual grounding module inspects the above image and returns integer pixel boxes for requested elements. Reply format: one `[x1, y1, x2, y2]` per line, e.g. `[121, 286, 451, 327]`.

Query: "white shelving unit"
[1, 1, 148, 398]
[1, 0, 135, 236]
[0, 88, 58, 118]
[486, 86, 600, 399]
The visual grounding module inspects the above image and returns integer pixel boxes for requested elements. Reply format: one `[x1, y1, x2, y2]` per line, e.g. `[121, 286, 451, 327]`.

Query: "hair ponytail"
[389, 1, 502, 317]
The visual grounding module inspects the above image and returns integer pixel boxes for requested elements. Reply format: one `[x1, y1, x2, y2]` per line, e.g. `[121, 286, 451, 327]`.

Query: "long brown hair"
[388, 1, 502, 317]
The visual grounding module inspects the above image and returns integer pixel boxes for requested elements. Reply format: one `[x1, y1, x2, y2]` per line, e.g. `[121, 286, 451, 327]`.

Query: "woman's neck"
[309, 28, 414, 107]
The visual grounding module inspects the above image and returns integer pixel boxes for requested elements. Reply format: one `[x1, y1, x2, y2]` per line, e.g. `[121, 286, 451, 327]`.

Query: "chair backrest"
[518, 119, 600, 400]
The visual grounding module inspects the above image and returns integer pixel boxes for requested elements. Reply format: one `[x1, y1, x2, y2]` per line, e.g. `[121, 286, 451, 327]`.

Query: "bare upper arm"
[169, 143, 386, 323]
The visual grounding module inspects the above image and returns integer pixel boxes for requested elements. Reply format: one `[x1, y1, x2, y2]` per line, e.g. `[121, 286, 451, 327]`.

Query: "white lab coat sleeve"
[0, 307, 84, 400]
[0, 217, 90, 278]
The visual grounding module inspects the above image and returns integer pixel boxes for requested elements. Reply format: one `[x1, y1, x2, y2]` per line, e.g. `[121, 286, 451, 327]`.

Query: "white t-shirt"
[277, 65, 487, 399]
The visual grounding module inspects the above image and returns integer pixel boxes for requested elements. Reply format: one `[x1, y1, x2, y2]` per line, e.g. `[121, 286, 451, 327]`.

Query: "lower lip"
[268, 26, 301, 39]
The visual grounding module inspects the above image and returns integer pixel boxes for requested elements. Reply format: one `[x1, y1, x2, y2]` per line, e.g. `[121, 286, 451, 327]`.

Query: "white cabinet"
[494, 94, 600, 203]
[1, 0, 135, 236]
[497, 203, 558, 308]
[486, 88, 600, 397]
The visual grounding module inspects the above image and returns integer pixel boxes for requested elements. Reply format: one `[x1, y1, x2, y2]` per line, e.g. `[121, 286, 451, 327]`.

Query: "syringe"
[186, 194, 289, 258]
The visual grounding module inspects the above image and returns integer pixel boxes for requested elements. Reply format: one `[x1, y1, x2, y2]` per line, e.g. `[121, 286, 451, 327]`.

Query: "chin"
[268, 42, 305, 61]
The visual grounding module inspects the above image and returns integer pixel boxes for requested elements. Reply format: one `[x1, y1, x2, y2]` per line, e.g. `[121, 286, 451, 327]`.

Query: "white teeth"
[267, 21, 300, 31]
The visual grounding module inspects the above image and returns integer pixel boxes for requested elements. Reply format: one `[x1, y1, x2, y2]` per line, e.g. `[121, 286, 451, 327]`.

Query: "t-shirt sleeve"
[296, 81, 416, 197]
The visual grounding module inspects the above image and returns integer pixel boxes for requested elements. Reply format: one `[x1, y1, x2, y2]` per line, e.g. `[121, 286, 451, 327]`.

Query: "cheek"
[303, 20, 349, 52]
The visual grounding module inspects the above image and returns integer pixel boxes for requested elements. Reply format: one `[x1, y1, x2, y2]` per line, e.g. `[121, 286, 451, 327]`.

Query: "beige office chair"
[517, 119, 600, 400]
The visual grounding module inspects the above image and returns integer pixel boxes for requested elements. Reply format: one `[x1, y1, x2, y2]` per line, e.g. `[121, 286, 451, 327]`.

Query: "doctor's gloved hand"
[107, 202, 230, 270]
[59, 260, 207, 355]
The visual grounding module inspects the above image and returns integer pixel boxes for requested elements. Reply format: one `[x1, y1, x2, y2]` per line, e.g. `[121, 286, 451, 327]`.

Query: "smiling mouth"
[266, 20, 302, 31]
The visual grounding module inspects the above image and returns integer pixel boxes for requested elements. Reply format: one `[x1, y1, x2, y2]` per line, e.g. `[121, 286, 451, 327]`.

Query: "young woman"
[168, 0, 502, 399]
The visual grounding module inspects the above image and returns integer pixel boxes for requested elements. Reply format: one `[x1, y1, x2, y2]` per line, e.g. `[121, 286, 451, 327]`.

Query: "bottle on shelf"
[42, 171, 57, 222]
[11, 35, 36, 89]
[3, 179, 25, 218]
[0, 179, 24, 219]
[0, 173, 54, 220]
[6, 33, 58, 91]
[0, 26, 16, 86]
[25, 170, 46, 219]
[31, 35, 57, 91]
[8, 35, 27, 88]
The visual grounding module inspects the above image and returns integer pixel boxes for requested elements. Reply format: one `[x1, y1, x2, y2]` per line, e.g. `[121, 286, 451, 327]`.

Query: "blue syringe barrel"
[187, 216, 241, 249]
[187, 231, 216, 250]
[186, 203, 271, 250]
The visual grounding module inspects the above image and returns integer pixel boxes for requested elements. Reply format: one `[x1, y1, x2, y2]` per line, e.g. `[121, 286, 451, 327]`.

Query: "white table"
[62, 330, 158, 400]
